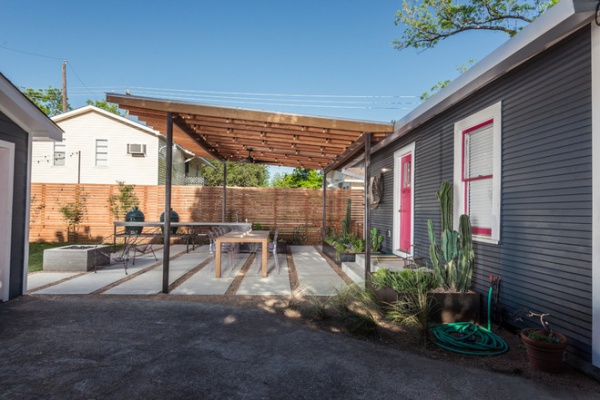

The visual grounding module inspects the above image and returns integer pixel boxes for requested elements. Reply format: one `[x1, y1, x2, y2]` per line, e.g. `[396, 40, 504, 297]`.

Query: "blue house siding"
[372, 25, 592, 366]
[0, 110, 29, 299]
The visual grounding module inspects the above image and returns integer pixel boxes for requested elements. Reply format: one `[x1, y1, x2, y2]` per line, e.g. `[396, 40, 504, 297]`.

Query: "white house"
[31, 105, 207, 185]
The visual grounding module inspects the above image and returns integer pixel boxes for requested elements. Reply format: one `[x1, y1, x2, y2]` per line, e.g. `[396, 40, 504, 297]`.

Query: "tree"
[21, 86, 69, 116]
[108, 181, 140, 220]
[271, 168, 323, 189]
[86, 99, 124, 116]
[200, 160, 269, 187]
[420, 59, 475, 100]
[393, 0, 559, 51]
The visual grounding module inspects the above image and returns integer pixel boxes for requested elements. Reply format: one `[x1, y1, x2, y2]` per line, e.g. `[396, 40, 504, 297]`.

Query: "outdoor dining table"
[215, 230, 270, 278]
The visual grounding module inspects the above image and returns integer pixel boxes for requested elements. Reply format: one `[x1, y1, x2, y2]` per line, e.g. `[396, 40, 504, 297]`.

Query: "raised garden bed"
[322, 242, 357, 265]
[43, 245, 110, 272]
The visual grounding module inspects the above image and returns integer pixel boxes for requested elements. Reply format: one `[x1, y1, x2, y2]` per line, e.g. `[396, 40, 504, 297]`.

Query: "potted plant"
[427, 181, 479, 324]
[518, 311, 569, 373]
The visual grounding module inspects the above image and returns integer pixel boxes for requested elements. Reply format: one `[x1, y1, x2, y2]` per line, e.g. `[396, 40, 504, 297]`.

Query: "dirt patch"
[147, 293, 599, 395]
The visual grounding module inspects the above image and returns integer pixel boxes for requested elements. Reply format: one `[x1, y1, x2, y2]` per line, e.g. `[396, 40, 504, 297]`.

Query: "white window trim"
[53, 140, 66, 167]
[95, 138, 109, 167]
[453, 101, 502, 244]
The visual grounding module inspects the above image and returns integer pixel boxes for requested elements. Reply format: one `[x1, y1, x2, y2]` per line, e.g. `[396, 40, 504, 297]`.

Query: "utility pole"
[62, 60, 68, 113]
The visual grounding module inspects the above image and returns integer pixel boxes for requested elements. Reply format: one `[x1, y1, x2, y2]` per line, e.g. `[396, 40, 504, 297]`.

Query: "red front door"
[399, 154, 412, 253]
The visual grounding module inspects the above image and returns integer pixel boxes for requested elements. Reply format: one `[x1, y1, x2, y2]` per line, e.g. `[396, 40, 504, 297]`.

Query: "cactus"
[342, 199, 352, 238]
[427, 181, 474, 292]
[370, 227, 383, 253]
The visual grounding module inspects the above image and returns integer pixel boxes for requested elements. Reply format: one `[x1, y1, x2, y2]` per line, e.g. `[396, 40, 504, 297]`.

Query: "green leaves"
[85, 99, 124, 116]
[108, 181, 140, 220]
[200, 160, 269, 187]
[21, 86, 68, 116]
[393, 0, 558, 51]
[271, 168, 323, 188]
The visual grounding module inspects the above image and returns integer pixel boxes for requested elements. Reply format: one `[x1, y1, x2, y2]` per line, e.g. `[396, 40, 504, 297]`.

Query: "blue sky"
[1, 1, 510, 174]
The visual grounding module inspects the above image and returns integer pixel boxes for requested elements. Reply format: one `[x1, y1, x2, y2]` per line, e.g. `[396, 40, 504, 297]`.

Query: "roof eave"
[0, 73, 63, 141]
[373, 0, 596, 153]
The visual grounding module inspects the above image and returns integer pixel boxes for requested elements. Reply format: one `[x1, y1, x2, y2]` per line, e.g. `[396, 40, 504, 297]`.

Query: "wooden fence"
[29, 184, 365, 244]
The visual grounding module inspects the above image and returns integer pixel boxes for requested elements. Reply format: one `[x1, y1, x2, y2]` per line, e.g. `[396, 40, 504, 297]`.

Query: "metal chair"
[255, 227, 280, 274]
[207, 229, 237, 274]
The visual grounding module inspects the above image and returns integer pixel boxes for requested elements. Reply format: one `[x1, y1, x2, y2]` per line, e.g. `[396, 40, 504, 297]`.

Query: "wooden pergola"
[106, 94, 392, 171]
[106, 94, 394, 292]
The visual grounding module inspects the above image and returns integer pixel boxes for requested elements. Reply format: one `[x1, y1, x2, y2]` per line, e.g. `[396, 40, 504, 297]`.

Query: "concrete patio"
[27, 245, 352, 297]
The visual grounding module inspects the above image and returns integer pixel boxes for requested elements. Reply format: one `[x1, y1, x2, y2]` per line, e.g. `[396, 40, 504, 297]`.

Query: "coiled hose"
[430, 277, 508, 356]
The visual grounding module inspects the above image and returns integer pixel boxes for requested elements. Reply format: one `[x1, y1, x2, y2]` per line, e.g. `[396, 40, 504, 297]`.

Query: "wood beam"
[107, 94, 394, 133]
[172, 115, 227, 161]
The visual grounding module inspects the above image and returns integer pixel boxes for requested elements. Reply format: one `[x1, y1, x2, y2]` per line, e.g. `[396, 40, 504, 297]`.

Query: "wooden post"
[364, 133, 371, 284]
[62, 60, 68, 113]
[322, 170, 327, 242]
[222, 161, 227, 222]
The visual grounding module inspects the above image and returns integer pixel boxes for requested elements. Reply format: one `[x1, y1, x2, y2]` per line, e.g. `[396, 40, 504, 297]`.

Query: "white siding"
[32, 108, 163, 185]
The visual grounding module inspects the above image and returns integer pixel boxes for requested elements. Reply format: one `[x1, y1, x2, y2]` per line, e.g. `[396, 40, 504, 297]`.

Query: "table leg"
[261, 239, 268, 278]
[215, 240, 222, 278]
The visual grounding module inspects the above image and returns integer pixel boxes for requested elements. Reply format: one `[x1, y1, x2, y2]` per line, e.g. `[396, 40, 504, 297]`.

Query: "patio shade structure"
[106, 94, 394, 292]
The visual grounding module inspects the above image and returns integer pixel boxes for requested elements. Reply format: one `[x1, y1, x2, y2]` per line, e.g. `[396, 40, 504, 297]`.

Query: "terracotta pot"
[520, 329, 568, 373]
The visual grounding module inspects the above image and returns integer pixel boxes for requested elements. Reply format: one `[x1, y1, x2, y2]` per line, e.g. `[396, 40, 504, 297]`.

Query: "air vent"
[127, 143, 146, 156]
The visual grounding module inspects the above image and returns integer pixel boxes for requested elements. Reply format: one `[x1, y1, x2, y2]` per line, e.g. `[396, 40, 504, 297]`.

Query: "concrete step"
[356, 253, 409, 272]
[341, 261, 365, 287]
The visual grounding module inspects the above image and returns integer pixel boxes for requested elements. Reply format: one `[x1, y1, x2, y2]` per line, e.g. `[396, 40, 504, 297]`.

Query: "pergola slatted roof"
[106, 94, 393, 170]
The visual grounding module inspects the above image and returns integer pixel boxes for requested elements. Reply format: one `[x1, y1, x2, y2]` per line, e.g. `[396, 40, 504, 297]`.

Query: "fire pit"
[43, 245, 110, 272]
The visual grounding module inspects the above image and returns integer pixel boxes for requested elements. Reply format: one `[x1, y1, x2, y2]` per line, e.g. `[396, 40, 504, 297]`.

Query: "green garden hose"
[430, 276, 508, 356]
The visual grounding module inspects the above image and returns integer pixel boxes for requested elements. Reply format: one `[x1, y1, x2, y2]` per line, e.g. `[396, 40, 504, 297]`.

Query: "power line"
[67, 62, 95, 98]
[67, 86, 420, 110]
[69, 86, 419, 100]
[0, 44, 62, 60]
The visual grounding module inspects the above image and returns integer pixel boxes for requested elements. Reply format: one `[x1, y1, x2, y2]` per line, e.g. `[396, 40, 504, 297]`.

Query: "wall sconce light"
[381, 167, 392, 173]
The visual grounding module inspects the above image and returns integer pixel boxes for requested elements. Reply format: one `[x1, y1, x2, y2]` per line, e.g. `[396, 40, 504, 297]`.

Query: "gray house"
[0, 73, 63, 301]
[369, 0, 599, 375]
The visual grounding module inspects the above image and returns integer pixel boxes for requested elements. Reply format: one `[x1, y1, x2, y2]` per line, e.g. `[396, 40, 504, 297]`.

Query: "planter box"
[429, 292, 481, 324]
[373, 289, 480, 323]
[43, 245, 110, 272]
[322, 242, 356, 265]
[373, 286, 401, 304]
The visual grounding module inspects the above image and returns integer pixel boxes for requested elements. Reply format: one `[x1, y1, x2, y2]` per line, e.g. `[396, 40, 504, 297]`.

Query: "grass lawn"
[28, 242, 68, 273]
[28, 241, 125, 273]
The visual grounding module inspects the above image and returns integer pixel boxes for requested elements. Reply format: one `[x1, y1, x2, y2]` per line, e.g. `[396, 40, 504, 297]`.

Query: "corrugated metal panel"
[371, 25, 593, 364]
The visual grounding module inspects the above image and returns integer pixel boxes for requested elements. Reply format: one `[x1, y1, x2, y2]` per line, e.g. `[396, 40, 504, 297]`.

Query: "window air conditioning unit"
[127, 143, 146, 156]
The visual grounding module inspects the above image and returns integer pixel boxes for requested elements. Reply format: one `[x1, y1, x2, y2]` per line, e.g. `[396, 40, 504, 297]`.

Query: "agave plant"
[427, 181, 475, 293]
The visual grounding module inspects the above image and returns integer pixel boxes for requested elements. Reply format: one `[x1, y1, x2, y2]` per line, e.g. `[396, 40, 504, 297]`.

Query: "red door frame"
[394, 144, 414, 256]
[399, 154, 412, 252]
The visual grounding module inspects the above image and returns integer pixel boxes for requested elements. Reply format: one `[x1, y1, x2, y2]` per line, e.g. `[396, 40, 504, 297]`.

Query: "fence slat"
[29, 184, 364, 244]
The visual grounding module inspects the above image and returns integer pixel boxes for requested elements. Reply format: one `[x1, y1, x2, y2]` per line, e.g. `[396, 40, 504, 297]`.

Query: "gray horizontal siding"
[371, 25, 593, 365]
[0, 110, 30, 299]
